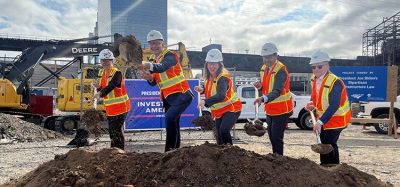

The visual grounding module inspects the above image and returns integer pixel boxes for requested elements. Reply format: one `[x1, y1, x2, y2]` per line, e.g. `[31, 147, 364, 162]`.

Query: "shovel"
[197, 91, 202, 117]
[247, 104, 268, 128]
[309, 110, 334, 154]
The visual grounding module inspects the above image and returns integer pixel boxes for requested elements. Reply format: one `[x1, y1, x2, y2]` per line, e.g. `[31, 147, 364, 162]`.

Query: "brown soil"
[81, 109, 107, 137]
[244, 119, 266, 137]
[192, 115, 214, 130]
[2, 142, 391, 187]
[113, 34, 144, 79]
[0, 113, 62, 142]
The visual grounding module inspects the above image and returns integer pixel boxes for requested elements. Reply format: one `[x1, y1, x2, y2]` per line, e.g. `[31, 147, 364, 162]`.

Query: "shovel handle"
[93, 89, 97, 110]
[254, 103, 259, 120]
[316, 133, 322, 144]
[309, 110, 322, 144]
[309, 109, 317, 124]
[197, 90, 202, 117]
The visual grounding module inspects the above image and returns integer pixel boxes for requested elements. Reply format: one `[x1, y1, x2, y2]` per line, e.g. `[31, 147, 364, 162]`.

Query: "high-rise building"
[96, 0, 167, 47]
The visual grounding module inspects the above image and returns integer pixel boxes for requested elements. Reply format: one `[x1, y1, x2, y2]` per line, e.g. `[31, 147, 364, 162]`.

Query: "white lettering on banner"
[146, 108, 164, 113]
[71, 48, 98, 54]
[137, 101, 163, 107]
[141, 91, 160, 95]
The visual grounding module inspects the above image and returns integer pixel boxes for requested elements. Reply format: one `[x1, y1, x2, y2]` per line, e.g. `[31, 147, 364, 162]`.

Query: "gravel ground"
[0, 124, 399, 186]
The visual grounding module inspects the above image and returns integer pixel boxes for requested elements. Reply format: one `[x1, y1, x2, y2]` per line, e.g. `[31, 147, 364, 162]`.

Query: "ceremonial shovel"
[309, 110, 334, 154]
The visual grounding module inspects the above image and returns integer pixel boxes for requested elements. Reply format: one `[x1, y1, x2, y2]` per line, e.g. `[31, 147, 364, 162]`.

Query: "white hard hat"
[310, 51, 330, 65]
[147, 30, 164, 42]
[261, 42, 278, 56]
[205, 49, 223, 63]
[99, 49, 114, 60]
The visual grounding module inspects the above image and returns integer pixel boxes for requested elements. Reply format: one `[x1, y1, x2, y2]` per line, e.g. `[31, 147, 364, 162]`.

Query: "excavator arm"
[3, 42, 112, 95]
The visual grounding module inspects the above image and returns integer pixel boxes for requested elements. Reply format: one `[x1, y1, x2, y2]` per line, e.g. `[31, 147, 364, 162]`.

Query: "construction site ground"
[0, 123, 399, 186]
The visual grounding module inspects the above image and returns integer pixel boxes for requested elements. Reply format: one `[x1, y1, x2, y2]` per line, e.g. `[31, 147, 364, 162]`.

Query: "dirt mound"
[2, 143, 391, 187]
[0, 113, 62, 142]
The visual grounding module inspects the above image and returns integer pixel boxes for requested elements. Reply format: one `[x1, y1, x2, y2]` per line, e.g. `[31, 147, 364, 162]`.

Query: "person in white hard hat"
[305, 51, 351, 165]
[253, 42, 293, 155]
[194, 49, 242, 145]
[141, 30, 193, 152]
[93, 49, 131, 150]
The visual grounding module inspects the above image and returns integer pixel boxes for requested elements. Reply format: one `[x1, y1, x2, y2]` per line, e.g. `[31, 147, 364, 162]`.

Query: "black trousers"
[215, 111, 241, 145]
[320, 128, 343, 165]
[163, 91, 193, 152]
[266, 112, 292, 155]
[107, 113, 127, 150]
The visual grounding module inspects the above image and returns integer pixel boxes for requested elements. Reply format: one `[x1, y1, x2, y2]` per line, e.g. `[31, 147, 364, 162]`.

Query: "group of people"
[94, 30, 351, 165]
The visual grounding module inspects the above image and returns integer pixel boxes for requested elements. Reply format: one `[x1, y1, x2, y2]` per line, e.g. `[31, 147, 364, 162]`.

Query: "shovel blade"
[311, 144, 334, 154]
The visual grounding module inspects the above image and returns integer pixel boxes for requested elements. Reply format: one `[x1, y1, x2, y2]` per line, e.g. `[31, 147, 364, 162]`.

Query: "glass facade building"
[97, 0, 167, 46]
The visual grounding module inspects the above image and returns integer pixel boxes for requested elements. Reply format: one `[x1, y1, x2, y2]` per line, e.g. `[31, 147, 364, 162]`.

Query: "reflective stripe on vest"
[316, 73, 350, 116]
[151, 49, 189, 97]
[209, 73, 239, 109]
[311, 72, 351, 129]
[205, 72, 242, 118]
[100, 67, 130, 115]
[104, 94, 129, 106]
[158, 72, 186, 89]
[261, 61, 293, 115]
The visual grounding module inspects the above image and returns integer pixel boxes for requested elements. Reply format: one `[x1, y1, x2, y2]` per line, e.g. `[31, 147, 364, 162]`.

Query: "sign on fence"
[331, 66, 387, 102]
[124, 79, 200, 130]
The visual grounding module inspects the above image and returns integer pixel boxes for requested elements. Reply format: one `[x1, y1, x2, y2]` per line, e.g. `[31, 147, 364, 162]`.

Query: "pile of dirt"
[2, 143, 392, 187]
[0, 113, 62, 142]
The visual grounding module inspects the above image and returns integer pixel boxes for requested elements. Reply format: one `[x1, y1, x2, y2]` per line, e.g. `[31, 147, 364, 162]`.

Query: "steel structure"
[362, 11, 400, 65]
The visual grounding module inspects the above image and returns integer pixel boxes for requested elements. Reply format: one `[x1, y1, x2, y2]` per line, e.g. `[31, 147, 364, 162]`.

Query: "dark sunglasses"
[311, 65, 324, 70]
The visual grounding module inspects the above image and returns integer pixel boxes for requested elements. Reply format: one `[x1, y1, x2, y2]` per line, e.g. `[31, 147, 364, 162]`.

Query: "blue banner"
[330, 66, 387, 102]
[124, 79, 200, 130]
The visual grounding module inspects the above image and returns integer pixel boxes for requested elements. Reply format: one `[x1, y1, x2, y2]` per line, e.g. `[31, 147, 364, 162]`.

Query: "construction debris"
[0, 113, 63, 143]
[2, 142, 392, 187]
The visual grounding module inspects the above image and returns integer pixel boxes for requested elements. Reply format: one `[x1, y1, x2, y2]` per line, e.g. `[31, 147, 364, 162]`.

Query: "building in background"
[96, 0, 167, 46]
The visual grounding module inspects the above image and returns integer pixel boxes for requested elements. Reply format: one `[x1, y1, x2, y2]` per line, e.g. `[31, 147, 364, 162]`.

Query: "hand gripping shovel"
[192, 90, 214, 130]
[309, 110, 334, 154]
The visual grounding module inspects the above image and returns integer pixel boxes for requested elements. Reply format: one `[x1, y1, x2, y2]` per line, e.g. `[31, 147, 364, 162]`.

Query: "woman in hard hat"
[94, 49, 131, 150]
[194, 49, 242, 145]
[253, 42, 293, 156]
[305, 51, 351, 165]
[142, 30, 193, 152]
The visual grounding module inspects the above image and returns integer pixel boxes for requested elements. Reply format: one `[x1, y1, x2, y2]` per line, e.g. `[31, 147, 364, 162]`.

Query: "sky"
[0, 0, 399, 59]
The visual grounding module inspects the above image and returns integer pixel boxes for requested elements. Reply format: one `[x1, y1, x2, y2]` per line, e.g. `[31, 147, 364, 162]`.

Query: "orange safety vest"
[311, 72, 351, 130]
[260, 60, 293, 116]
[151, 49, 190, 99]
[99, 67, 131, 116]
[205, 71, 242, 119]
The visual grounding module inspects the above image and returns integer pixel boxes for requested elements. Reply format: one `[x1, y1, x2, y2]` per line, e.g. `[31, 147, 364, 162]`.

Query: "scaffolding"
[362, 11, 400, 65]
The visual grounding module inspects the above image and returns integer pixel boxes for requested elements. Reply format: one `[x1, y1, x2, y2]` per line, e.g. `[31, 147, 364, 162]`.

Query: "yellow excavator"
[0, 34, 192, 132]
[57, 41, 192, 112]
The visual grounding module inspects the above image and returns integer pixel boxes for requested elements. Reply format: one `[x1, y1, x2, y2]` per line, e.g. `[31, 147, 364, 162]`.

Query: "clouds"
[0, 0, 398, 58]
[0, 0, 97, 39]
[168, 0, 399, 58]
